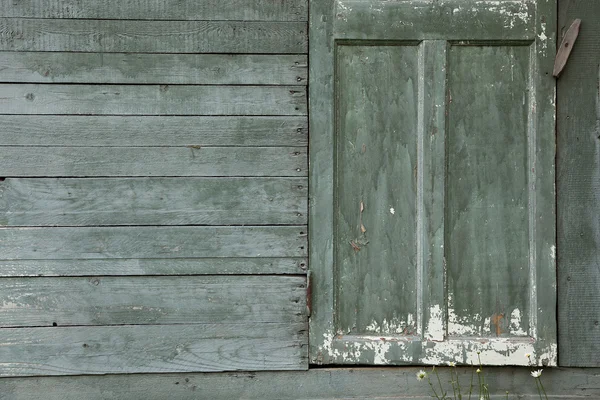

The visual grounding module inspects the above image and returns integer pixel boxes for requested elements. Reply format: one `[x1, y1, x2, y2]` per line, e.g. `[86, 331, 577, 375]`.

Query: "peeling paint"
[510, 308, 527, 336]
[365, 315, 415, 335]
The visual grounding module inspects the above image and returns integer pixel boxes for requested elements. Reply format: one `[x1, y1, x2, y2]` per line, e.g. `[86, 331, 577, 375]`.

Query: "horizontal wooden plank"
[0, 258, 307, 277]
[0, 19, 308, 53]
[0, 368, 598, 399]
[0, 178, 307, 226]
[0, 275, 306, 327]
[0, 226, 308, 260]
[0, 116, 308, 147]
[0, 53, 308, 85]
[334, 0, 535, 41]
[0, 84, 307, 116]
[0, 147, 307, 177]
[0, 323, 308, 376]
[0, 0, 308, 21]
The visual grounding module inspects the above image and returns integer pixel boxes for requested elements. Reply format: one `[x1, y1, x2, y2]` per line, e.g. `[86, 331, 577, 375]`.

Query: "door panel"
[310, 0, 556, 366]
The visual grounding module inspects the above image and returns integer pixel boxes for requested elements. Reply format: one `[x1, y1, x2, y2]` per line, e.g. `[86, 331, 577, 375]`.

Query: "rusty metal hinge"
[553, 19, 581, 78]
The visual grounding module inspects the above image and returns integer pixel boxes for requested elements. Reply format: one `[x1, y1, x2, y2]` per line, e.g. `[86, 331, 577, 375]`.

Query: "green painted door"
[310, 0, 557, 366]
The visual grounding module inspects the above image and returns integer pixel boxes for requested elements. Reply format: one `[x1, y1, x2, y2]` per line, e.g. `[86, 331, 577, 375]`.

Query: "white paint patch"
[389, 207, 395, 215]
[550, 245, 556, 260]
[510, 308, 527, 336]
[426, 304, 444, 340]
[365, 315, 415, 335]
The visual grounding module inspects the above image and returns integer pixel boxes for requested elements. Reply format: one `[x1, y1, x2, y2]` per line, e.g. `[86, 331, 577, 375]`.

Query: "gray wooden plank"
[0, 84, 307, 116]
[0, 323, 308, 376]
[0, 53, 307, 85]
[0, 258, 307, 277]
[334, 0, 535, 41]
[0, 116, 308, 147]
[0, 275, 306, 327]
[557, 0, 600, 367]
[335, 44, 419, 336]
[0, 147, 307, 177]
[0, 367, 599, 399]
[0, 177, 307, 226]
[0, 226, 307, 260]
[0, 19, 308, 53]
[0, 0, 308, 21]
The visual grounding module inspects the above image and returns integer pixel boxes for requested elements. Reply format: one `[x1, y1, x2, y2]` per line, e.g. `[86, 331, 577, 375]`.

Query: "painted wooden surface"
[0, 19, 308, 53]
[335, 44, 419, 336]
[0, 178, 307, 226]
[0, 84, 307, 115]
[0, 323, 308, 376]
[1, 368, 600, 399]
[0, 0, 309, 377]
[0, 147, 306, 177]
[446, 45, 531, 337]
[0, 258, 307, 277]
[0, 276, 306, 327]
[0, 53, 307, 85]
[0, 226, 307, 260]
[0, 0, 308, 21]
[0, 116, 308, 146]
[310, 0, 556, 366]
[557, 0, 600, 367]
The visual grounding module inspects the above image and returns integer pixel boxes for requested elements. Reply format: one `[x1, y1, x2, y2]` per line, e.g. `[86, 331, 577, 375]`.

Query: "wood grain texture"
[0, 52, 307, 85]
[333, 0, 535, 41]
[0, 147, 306, 177]
[0, 275, 306, 327]
[0, 258, 307, 277]
[0, 0, 308, 21]
[335, 44, 419, 336]
[0, 84, 307, 116]
[0, 19, 307, 54]
[310, 0, 556, 366]
[0, 323, 308, 376]
[446, 45, 531, 337]
[0, 367, 599, 399]
[0, 177, 307, 226]
[557, 0, 600, 367]
[0, 226, 307, 260]
[0, 116, 308, 147]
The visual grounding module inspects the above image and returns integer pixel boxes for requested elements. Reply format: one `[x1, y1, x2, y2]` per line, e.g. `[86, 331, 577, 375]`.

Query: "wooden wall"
[0, 0, 308, 376]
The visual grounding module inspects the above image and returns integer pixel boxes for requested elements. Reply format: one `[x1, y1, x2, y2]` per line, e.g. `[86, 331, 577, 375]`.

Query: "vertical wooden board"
[0, 0, 308, 21]
[0, 116, 308, 147]
[0, 53, 308, 85]
[446, 45, 531, 337]
[335, 44, 419, 335]
[448, 44, 533, 338]
[557, 0, 600, 367]
[0, 19, 308, 54]
[0, 84, 307, 116]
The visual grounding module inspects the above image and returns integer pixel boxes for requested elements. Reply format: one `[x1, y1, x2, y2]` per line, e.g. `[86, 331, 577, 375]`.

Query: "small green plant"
[416, 352, 549, 399]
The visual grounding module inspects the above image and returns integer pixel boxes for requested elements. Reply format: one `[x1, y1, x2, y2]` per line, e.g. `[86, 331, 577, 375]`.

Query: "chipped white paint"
[510, 308, 527, 336]
[425, 304, 444, 341]
[389, 207, 395, 215]
[550, 245, 556, 260]
[365, 315, 415, 335]
[538, 22, 548, 50]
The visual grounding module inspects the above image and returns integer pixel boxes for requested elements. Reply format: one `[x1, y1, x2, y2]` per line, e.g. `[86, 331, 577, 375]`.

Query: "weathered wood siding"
[0, 0, 308, 376]
[557, 0, 600, 367]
